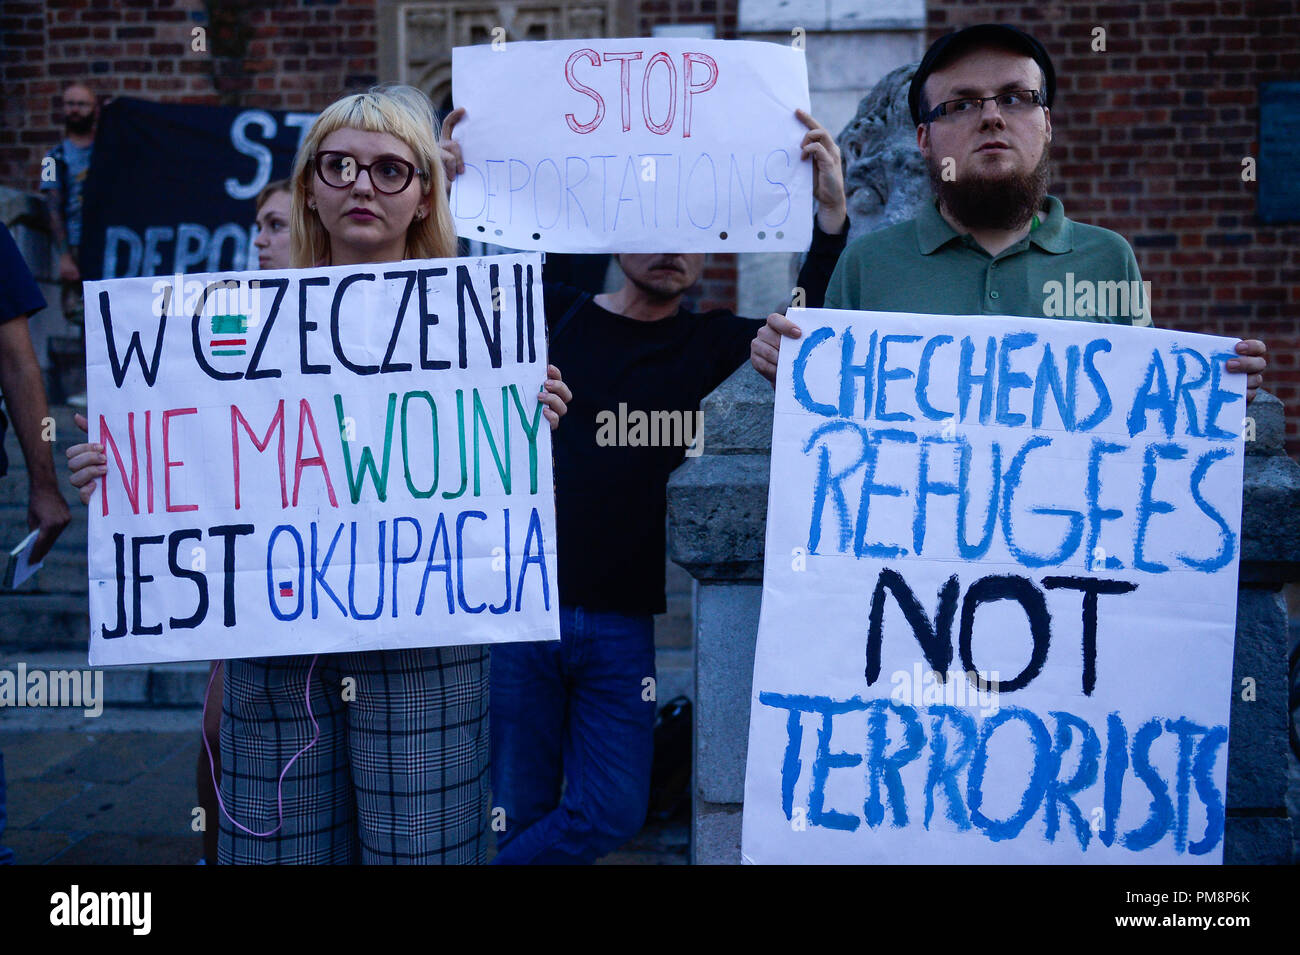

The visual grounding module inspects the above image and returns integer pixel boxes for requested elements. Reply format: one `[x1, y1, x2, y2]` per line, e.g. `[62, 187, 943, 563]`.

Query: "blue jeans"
[490, 605, 656, 864]
[0, 751, 13, 865]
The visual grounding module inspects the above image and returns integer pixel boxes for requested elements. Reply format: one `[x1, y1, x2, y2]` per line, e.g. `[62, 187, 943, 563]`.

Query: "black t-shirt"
[0, 223, 47, 479]
[548, 220, 848, 613]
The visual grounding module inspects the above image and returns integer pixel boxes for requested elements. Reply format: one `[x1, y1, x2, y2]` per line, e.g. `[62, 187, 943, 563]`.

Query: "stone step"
[0, 593, 90, 650]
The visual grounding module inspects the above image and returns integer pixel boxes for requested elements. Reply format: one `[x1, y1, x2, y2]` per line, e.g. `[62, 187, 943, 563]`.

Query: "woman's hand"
[65, 412, 106, 506]
[540, 364, 571, 431]
[439, 107, 467, 197]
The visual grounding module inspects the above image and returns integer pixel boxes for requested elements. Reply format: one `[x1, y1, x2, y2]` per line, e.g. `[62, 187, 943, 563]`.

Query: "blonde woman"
[67, 86, 571, 864]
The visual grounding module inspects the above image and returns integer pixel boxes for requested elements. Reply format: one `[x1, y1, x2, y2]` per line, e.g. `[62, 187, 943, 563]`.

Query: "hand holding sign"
[795, 109, 847, 236]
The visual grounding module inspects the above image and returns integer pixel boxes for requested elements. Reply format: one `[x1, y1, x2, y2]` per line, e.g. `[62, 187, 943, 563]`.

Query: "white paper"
[6, 528, 43, 588]
[83, 254, 560, 666]
[743, 309, 1246, 864]
[450, 37, 813, 253]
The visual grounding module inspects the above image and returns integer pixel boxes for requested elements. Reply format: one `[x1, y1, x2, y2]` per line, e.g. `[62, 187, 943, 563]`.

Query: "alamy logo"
[50, 885, 151, 935]
[1042, 273, 1152, 324]
[0, 663, 103, 717]
[594, 403, 705, 457]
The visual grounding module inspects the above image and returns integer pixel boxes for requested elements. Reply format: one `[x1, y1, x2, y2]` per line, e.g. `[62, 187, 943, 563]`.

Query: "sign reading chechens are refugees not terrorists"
[744, 309, 1247, 864]
[449, 37, 813, 254]
[83, 253, 560, 666]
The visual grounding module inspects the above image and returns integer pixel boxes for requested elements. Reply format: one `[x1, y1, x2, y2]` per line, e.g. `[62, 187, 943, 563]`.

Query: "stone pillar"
[669, 39, 928, 867]
[1227, 391, 1299, 862]
[732, 1, 925, 319]
[668, 362, 773, 863]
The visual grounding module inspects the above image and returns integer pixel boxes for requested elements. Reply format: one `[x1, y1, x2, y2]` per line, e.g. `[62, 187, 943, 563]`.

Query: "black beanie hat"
[908, 24, 1057, 125]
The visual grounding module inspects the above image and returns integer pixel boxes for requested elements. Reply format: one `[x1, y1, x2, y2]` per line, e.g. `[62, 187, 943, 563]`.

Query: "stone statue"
[836, 63, 929, 243]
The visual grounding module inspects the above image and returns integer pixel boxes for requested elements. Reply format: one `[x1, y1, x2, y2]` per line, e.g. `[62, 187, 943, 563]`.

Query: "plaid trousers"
[217, 645, 489, 865]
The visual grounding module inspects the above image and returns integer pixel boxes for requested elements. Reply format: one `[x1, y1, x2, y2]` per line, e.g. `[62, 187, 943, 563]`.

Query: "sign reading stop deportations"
[449, 37, 813, 253]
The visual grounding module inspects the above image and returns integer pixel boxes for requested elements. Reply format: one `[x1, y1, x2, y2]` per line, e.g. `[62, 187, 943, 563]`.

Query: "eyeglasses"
[923, 89, 1045, 124]
[313, 151, 427, 195]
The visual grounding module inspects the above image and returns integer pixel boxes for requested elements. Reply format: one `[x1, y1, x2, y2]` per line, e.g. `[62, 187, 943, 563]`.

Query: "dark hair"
[910, 24, 1056, 125]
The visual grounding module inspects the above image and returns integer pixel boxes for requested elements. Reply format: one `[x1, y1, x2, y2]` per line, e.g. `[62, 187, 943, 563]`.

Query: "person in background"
[0, 222, 73, 864]
[252, 179, 292, 272]
[40, 83, 98, 408]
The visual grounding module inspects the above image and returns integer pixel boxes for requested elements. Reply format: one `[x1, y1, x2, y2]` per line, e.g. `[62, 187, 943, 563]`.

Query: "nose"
[349, 166, 376, 195]
[978, 99, 1007, 128]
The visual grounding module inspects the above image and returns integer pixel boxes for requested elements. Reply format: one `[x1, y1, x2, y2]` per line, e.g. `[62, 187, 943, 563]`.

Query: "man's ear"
[917, 121, 931, 159]
[1043, 106, 1052, 142]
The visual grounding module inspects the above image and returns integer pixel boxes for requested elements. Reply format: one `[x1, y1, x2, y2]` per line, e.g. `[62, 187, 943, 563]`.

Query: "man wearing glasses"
[750, 24, 1267, 398]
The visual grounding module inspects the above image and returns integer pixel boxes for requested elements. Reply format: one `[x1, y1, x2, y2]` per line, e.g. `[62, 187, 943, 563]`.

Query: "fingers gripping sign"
[751, 311, 803, 387]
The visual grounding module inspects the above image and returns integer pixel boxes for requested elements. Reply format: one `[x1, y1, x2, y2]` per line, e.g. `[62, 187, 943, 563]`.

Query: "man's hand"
[796, 109, 847, 236]
[58, 250, 80, 283]
[1228, 339, 1266, 403]
[751, 312, 803, 386]
[28, 482, 70, 564]
[439, 107, 467, 197]
[539, 364, 572, 431]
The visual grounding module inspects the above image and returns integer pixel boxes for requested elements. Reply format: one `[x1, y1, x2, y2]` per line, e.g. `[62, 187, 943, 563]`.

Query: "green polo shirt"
[824, 195, 1152, 326]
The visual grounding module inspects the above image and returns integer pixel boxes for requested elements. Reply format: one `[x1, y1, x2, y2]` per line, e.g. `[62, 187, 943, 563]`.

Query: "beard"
[928, 141, 1051, 232]
[65, 113, 94, 135]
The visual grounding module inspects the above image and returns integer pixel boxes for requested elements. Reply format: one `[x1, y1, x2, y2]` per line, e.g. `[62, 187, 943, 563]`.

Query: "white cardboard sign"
[743, 309, 1246, 863]
[83, 253, 560, 665]
[450, 37, 813, 253]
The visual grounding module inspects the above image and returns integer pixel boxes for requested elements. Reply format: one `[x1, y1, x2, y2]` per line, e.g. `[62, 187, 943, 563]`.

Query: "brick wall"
[638, 0, 741, 313]
[1, 0, 746, 313]
[926, 1, 1300, 451]
[0, 0, 379, 193]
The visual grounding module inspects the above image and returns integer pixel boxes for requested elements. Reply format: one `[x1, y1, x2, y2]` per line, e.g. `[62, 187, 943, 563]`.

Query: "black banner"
[80, 98, 314, 280]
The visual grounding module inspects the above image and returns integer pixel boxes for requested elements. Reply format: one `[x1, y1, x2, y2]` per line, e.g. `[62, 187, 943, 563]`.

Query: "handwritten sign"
[743, 309, 1246, 864]
[449, 37, 813, 253]
[83, 253, 559, 666]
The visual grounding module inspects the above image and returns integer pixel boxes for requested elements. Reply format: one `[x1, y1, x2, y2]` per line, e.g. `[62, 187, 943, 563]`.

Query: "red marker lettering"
[564, 48, 605, 134]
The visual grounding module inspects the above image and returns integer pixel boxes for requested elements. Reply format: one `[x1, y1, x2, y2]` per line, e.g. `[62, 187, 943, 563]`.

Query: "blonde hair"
[290, 84, 457, 267]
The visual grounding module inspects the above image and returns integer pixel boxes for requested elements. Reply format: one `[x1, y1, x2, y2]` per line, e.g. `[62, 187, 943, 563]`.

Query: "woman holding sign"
[66, 84, 572, 865]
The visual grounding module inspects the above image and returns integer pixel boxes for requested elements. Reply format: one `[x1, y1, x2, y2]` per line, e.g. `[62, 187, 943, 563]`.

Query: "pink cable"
[201, 655, 323, 839]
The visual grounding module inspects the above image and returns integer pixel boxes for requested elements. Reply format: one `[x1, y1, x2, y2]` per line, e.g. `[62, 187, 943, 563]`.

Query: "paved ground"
[1, 708, 688, 865]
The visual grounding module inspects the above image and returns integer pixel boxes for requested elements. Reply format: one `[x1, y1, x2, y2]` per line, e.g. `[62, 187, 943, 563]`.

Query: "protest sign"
[81, 98, 314, 280]
[83, 253, 559, 666]
[743, 309, 1246, 863]
[449, 37, 813, 253]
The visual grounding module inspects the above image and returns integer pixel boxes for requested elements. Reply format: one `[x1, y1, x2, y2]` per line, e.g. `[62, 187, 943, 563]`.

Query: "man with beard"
[40, 84, 98, 407]
[750, 24, 1267, 399]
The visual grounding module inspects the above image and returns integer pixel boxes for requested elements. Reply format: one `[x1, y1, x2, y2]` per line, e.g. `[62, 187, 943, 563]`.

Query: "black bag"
[646, 696, 692, 822]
